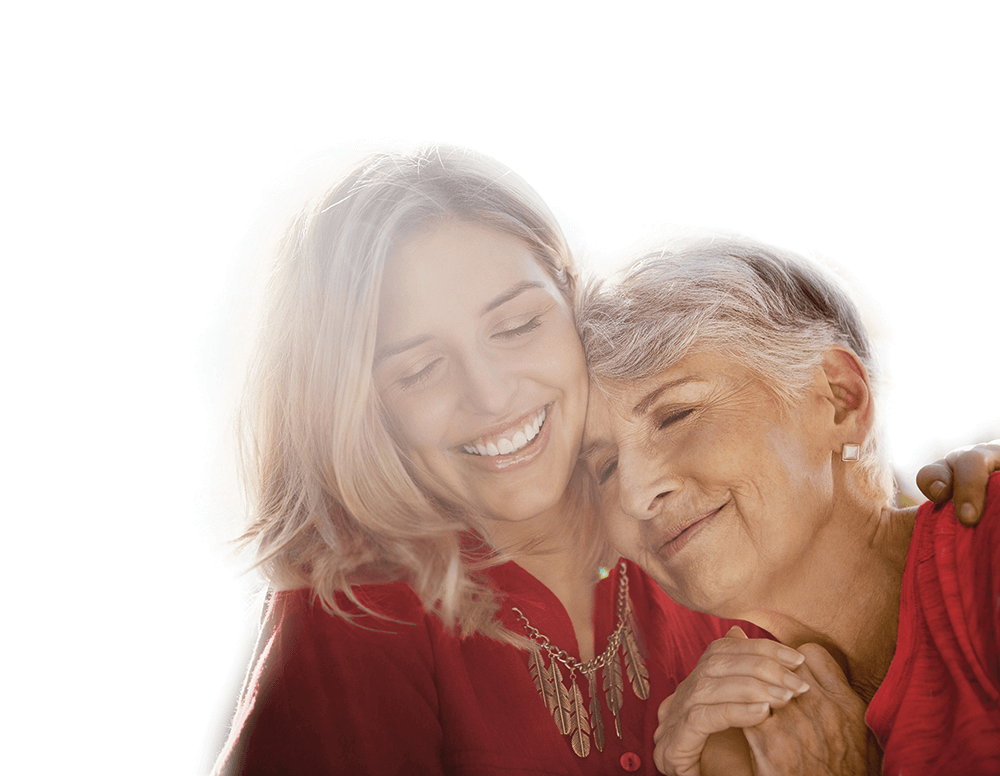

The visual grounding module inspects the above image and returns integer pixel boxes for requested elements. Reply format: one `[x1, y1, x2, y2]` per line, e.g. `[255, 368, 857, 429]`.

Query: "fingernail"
[783, 674, 810, 694]
[929, 481, 946, 499]
[768, 685, 793, 701]
[959, 503, 976, 523]
[777, 646, 805, 666]
[750, 702, 770, 715]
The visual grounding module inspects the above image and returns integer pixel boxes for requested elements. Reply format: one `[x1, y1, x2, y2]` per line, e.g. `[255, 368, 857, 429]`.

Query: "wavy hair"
[238, 146, 588, 638]
[578, 234, 894, 503]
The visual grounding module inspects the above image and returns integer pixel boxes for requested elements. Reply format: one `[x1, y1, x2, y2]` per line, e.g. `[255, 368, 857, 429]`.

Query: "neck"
[483, 496, 602, 661]
[736, 498, 916, 703]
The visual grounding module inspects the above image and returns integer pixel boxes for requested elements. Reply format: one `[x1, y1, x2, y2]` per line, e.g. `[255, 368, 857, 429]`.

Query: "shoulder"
[267, 581, 437, 655]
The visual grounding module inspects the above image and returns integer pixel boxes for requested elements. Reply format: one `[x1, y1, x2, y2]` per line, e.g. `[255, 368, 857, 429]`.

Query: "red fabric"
[865, 474, 1000, 775]
[213, 559, 763, 775]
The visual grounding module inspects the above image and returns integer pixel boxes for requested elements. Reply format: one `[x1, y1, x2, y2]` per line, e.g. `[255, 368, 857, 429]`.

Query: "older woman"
[579, 236, 1000, 775]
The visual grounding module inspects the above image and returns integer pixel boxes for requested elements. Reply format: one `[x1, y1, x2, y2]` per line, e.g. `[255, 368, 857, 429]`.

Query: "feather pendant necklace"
[512, 561, 649, 758]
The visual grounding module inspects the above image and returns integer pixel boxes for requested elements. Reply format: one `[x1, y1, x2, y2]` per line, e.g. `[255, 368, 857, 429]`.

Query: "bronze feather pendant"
[569, 681, 591, 757]
[586, 669, 605, 752]
[622, 625, 650, 700]
[549, 658, 574, 735]
[604, 648, 624, 739]
[528, 647, 557, 712]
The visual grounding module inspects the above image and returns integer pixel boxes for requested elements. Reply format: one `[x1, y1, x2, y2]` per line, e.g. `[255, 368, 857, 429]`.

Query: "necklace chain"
[510, 560, 649, 758]
[511, 559, 630, 677]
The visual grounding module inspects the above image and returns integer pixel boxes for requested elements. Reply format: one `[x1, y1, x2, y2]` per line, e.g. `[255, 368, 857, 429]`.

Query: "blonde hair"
[578, 234, 894, 503]
[239, 146, 586, 638]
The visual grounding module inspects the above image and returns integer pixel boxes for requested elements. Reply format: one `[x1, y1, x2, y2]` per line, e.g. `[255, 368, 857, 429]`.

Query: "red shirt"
[213, 559, 761, 775]
[865, 475, 1000, 775]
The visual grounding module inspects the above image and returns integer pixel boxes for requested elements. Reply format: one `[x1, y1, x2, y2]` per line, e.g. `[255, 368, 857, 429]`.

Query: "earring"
[841, 443, 860, 462]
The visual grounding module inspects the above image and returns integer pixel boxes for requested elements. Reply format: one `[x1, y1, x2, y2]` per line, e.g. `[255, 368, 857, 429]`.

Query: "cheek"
[384, 392, 452, 457]
[601, 488, 642, 557]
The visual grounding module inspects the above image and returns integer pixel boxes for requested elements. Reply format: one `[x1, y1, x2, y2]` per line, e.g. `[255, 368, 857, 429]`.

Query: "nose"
[458, 352, 516, 417]
[617, 446, 679, 521]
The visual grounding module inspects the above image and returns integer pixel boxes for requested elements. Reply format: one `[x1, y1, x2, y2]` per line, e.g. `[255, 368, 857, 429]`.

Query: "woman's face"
[375, 219, 589, 524]
[583, 351, 836, 617]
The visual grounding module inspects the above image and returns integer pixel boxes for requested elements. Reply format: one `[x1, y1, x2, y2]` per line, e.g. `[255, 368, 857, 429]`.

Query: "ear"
[819, 347, 873, 446]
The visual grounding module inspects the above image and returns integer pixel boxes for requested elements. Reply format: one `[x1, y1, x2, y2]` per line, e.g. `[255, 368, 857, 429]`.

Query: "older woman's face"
[583, 351, 836, 617]
[375, 219, 589, 524]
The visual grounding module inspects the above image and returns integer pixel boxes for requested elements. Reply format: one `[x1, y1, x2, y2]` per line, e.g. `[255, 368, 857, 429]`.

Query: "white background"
[4, 2, 997, 773]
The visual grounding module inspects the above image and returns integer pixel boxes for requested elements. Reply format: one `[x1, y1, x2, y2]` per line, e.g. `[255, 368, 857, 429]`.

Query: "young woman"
[212, 147, 989, 775]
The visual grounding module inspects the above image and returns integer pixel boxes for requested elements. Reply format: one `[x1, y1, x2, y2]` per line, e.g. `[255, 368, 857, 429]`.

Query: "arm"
[213, 587, 445, 776]
[916, 440, 1000, 525]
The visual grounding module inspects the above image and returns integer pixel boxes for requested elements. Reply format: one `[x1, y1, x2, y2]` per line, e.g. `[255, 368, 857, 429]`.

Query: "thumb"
[725, 625, 748, 640]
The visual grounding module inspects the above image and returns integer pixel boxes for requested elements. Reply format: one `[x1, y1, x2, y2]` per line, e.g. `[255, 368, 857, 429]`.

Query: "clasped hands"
[653, 627, 878, 776]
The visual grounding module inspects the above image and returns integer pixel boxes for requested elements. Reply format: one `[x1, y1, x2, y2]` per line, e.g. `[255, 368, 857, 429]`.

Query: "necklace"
[511, 560, 650, 758]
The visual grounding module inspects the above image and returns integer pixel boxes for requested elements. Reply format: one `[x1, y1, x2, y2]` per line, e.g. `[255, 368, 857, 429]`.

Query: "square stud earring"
[842, 443, 860, 462]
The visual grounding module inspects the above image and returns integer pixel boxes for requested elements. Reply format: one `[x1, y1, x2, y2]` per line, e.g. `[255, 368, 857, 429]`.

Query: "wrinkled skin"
[654, 630, 878, 775]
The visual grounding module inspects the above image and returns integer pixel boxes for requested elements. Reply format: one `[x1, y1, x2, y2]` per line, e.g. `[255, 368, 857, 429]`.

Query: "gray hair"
[578, 234, 894, 502]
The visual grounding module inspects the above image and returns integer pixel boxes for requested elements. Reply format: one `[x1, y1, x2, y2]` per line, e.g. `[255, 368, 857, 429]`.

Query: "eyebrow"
[481, 281, 545, 315]
[632, 376, 702, 417]
[373, 334, 433, 366]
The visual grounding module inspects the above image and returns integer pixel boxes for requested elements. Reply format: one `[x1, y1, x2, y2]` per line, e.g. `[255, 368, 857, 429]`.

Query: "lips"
[461, 407, 547, 457]
[658, 500, 729, 558]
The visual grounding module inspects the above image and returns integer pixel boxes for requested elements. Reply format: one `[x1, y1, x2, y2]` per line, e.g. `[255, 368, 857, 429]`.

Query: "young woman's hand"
[652, 627, 808, 776]
[916, 440, 1000, 525]
[744, 643, 880, 776]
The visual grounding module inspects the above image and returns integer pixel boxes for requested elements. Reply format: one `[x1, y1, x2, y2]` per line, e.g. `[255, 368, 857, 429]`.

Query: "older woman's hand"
[744, 643, 880, 776]
[916, 440, 1000, 525]
[652, 627, 808, 776]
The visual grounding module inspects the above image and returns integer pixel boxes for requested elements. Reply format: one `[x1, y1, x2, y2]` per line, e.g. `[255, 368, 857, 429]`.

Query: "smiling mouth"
[461, 406, 548, 457]
[659, 501, 729, 553]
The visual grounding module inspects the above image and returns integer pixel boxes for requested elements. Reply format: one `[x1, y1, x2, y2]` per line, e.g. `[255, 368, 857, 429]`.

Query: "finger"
[794, 643, 851, 696]
[725, 625, 748, 639]
[915, 460, 953, 503]
[700, 635, 806, 669]
[698, 652, 811, 695]
[656, 701, 773, 749]
[946, 443, 1000, 525]
[692, 674, 808, 709]
[688, 701, 773, 732]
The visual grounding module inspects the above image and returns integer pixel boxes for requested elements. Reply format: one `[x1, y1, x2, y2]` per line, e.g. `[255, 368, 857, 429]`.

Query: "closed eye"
[398, 358, 442, 388]
[598, 458, 618, 485]
[493, 315, 542, 340]
[657, 408, 694, 431]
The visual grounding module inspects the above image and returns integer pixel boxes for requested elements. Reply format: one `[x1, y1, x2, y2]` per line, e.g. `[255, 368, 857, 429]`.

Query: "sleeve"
[959, 473, 1000, 693]
[212, 586, 445, 776]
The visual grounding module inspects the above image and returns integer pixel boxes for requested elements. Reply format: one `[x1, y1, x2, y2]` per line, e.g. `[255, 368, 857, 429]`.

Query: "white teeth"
[463, 406, 548, 457]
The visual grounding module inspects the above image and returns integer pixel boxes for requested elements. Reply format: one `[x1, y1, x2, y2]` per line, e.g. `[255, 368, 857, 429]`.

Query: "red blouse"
[865, 474, 1000, 774]
[213, 559, 761, 775]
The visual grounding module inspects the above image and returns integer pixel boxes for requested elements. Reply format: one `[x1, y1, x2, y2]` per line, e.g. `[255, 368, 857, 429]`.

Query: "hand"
[916, 440, 1000, 525]
[653, 627, 809, 776]
[744, 643, 881, 776]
